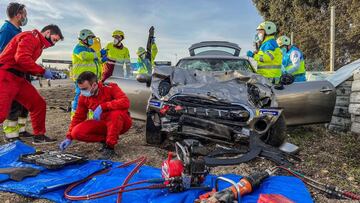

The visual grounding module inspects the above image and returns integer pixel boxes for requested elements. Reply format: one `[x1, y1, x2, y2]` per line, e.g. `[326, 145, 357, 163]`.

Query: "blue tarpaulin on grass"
[0, 141, 313, 203]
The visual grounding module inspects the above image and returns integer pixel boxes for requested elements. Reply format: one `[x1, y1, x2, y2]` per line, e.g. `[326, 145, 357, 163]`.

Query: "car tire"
[262, 115, 286, 147]
[145, 112, 165, 145]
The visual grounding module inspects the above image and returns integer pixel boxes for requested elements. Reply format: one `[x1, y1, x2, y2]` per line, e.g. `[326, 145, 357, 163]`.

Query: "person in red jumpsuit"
[59, 71, 132, 159]
[0, 24, 63, 145]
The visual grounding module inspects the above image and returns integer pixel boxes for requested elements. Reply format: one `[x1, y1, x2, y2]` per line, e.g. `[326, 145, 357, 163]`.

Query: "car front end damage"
[147, 66, 285, 146]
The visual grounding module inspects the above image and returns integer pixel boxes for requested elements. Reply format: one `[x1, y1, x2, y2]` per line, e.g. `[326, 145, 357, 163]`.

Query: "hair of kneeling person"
[77, 71, 98, 84]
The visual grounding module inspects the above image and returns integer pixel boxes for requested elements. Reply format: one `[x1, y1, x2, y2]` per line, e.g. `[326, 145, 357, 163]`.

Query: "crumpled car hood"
[151, 66, 277, 108]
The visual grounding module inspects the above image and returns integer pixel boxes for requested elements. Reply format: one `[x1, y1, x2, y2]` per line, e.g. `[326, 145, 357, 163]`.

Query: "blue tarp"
[0, 141, 313, 203]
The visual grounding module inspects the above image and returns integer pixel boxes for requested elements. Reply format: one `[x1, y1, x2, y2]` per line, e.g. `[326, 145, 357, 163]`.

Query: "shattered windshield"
[177, 58, 254, 72]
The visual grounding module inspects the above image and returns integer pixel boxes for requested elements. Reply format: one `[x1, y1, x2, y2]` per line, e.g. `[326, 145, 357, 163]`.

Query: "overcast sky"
[0, 0, 263, 65]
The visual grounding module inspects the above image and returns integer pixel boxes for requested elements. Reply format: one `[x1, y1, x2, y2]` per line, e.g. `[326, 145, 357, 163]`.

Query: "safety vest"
[283, 45, 306, 76]
[254, 36, 282, 79]
[71, 41, 101, 81]
[105, 42, 130, 62]
[135, 43, 158, 74]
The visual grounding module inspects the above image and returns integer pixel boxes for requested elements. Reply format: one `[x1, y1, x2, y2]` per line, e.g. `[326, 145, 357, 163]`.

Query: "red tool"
[197, 168, 276, 203]
[161, 140, 210, 192]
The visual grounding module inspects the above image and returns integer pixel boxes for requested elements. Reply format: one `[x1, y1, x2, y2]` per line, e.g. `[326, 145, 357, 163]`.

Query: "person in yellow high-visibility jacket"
[246, 21, 282, 84]
[101, 30, 131, 81]
[135, 26, 158, 75]
[71, 29, 105, 115]
[135, 43, 158, 74]
[277, 35, 306, 82]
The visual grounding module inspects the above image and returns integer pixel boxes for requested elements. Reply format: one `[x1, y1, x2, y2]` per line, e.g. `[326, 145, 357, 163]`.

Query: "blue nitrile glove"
[59, 138, 72, 151]
[100, 49, 107, 57]
[246, 50, 254, 58]
[43, 69, 53, 79]
[101, 55, 108, 63]
[94, 105, 102, 120]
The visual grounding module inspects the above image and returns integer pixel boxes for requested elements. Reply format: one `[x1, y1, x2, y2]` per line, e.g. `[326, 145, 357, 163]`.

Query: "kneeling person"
[59, 71, 132, 159]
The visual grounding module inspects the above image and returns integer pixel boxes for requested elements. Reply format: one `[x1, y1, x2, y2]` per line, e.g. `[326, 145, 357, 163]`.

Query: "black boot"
[32, 135, 57, 145]
[19, 131, 33, 138]
[99, 145, 116, 160]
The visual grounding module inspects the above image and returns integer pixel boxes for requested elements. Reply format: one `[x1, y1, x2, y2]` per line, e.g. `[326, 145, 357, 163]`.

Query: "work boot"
[99, 146, 116, 160]
[32, 135, 57, 145]
[19, 131, 33, 138]
[18, 117, 32, 138]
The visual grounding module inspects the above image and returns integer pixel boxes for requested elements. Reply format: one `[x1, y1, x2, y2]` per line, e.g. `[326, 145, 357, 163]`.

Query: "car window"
[177, 58, 254, 72]
[111, 58, 138, 80]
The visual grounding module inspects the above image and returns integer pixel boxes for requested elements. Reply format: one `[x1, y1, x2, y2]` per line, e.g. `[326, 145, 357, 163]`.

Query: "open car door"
[273, 80, 336, 126]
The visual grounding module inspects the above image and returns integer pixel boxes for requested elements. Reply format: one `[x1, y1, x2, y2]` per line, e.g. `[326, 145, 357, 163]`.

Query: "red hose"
[64, 156, 166, 202]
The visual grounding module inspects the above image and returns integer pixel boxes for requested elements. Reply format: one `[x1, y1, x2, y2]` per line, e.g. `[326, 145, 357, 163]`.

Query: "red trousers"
[69, 110, 132, 148]
[0, 70, 46, 135]
[101, 62, 114, 82]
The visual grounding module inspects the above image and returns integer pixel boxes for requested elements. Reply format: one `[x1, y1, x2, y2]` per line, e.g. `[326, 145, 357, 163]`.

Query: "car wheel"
[145, 112, 165, 144]
[261, 115, 286, 147]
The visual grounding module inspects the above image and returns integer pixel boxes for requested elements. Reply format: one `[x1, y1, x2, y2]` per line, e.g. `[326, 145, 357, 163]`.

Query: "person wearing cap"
[101, 30, 131, 81]
[277, 35, 306, 82]
[135, 26, 158, 75]
[71, 29, 105, 116]
[246, 21, 282, 84]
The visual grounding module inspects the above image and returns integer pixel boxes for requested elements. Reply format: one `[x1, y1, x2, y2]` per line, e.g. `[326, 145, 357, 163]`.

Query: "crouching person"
[59, 71, 132, 159]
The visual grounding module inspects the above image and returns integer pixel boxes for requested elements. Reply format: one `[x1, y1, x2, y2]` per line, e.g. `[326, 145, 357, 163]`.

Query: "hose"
[275, 166, 360, 200]
[64, 156, 167, 202]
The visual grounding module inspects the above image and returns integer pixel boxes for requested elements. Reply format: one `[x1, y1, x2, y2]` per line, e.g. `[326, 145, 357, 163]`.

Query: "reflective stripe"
[5, 120, 18, 127]
[259, 55, 264, 62]
[257, 65, 282, 69]
[18, 117, 27, 124]
[72, 63, 98, 68]
[19, 126, 26, 133]
[5, 131, 19, 138]
[265, 52, 274, 60]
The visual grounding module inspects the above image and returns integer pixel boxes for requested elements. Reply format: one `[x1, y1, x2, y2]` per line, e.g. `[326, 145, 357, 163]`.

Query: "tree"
[252, 0, 360, 71]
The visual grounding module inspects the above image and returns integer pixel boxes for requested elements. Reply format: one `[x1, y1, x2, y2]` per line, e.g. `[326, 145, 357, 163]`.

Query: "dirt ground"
[0, 80, 359, 203]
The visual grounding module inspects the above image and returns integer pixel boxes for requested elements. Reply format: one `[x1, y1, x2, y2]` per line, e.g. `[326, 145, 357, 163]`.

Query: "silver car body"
[108, 41, 336, 126]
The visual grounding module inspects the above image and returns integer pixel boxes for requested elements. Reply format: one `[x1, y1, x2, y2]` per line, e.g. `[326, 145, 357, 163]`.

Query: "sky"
[0, 0, 263, 66]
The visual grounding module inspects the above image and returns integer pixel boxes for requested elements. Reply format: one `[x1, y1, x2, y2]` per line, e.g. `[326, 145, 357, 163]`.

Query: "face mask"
[20, 17, 27, 26]
[80, 90, 92, 97]
[257, 33, 264, 42]
[140, 53, 146, 60]
[281, 47, 287, 54]
[45, 35, 54, 47]
[87, 38, 94, 46]
[254, 33, 260, 43]
[114, 38, 120, 45]
[80, 83, 98, 97]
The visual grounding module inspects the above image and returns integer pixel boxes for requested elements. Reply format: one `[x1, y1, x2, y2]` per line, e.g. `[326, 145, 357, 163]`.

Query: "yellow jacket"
[71, 41, 102, 81]
[105, 42, 130, 62]
[254, 36, 282, 79]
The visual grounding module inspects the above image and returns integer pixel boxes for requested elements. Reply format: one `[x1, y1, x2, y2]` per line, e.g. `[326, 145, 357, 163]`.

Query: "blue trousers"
[71, 82, 81, 112]
[294, 74, 306, 82]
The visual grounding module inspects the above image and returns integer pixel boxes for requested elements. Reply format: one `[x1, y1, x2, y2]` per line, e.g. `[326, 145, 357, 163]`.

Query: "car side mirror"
[136, 74, 152, 87]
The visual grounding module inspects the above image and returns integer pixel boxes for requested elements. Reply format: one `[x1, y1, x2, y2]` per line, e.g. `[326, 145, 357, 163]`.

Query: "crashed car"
[108, 41, 336, 147]
[146, 65, 286, 147]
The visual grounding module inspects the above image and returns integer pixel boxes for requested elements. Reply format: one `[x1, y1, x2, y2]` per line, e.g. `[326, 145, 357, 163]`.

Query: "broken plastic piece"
[279, 142, 300, 154]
